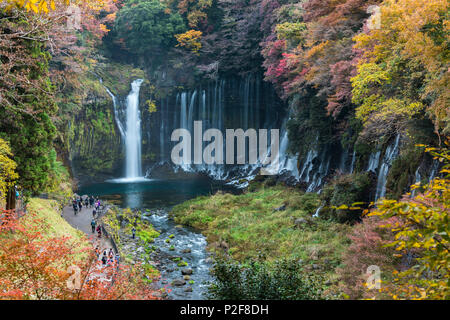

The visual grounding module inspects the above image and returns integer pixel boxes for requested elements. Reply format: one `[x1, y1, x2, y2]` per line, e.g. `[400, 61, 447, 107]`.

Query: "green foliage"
[208, 258, 325, 300]
[114, 0, 186, 56]
[44, 149, 72, 200]
[385, 146, 423, 199]
[0, 13, 61, 195]
[1, 108, 57, 195]
[320, 173, 373, 223]
[275, 22, 306, 46]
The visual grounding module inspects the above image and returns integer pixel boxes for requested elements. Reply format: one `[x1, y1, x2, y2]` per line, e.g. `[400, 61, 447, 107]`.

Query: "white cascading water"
[411, 167, 421, 197]
[104, 85, 125, 138]
[367, 150, 381, 172]
[153, 75, 402, 193]
[375, 134, 401, 200]
[125, 79, 144, 179]
[349, 150, 356, 174]
[429, 160, 440, 181]
[102, 78, 147, 182]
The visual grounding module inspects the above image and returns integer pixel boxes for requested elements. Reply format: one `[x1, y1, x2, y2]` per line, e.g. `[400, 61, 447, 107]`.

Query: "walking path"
[62, 203, 115, 261]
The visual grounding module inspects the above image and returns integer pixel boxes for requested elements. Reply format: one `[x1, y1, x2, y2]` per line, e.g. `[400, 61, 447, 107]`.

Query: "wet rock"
[205, 257, 214, 264]
[170, 256, 182, 261]
[219, 241, 229, 250]
[181, 268, 193, 275]
[274, 204, 286, 212]
[184, 287, 193, 293]
[181, 248, 191, 254]
[171, 279, 186, 287]
[183, 275, 191, 280]
[294, 218, 315, 228]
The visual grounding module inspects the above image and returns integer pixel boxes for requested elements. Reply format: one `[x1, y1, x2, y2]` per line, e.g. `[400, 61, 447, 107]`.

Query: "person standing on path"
[91, 219, 97, 233]
[101, 252, 107, 265]
[72, 200, 78, 215]
[96, 225, 102, 238]
[132, 227, 136, 239]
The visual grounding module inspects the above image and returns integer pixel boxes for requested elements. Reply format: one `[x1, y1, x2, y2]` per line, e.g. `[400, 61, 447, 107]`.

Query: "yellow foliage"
[369, 145, 450, 299]
[146, 99, 157, 113]
[0, 138, 18, 205]
[353, 0, 449, 133]
[3, 0, 106, 14]
[175, 29, 202, 54]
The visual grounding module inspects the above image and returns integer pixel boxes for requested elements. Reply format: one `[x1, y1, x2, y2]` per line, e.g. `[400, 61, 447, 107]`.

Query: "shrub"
[337, 216, 401, 299]
[208, 258, 325, 300]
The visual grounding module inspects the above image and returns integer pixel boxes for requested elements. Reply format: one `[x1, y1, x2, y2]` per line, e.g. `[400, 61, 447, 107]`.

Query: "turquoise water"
[77, 177, 236, 209]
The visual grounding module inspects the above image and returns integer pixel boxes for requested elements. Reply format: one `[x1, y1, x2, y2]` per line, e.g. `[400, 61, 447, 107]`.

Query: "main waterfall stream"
[125, 79, 144, 180]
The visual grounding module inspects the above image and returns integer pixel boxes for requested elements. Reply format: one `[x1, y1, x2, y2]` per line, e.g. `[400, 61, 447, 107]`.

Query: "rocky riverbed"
[114, 208, 215, 300]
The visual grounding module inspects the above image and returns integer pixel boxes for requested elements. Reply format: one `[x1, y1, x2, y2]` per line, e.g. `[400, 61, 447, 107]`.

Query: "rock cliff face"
[66, 85, 123, 186]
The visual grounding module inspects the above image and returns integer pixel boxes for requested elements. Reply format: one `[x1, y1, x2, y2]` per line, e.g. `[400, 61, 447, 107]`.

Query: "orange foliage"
[0, 210, 160, 300]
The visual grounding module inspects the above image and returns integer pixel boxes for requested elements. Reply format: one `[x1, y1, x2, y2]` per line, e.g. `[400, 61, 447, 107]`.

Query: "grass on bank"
[170, 186, 352, 273]
[23, 198, 91, 261]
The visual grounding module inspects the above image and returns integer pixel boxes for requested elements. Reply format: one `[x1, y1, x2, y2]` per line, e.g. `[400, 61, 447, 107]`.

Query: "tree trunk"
[6, 188, 16, 211]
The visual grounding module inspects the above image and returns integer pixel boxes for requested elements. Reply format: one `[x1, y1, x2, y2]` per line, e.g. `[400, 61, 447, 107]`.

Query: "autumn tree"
[352, 0, 449, 138]
[367, 145, 450, 299]
[175, 29, 202, 54]
[0, 138, 18, 207]
[163, 0, 215, 30]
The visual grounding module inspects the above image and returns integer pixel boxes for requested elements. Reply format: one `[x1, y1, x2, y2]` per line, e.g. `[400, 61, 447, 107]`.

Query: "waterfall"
[429, 160, 440, 181]
[338, 149, 348, 173]
[306, 149, 331, 192]
[313, 204, 324, 218]
[263, 117, 299, 178]
[350, 150, 356, 174]
[124, 79, 144, 179]
[411, 167, 421, 197]
[375, 135, 401, 200]
[150, 75, 290, 185]
[100, 78, 125, 138]
[367, 150, 381, 172]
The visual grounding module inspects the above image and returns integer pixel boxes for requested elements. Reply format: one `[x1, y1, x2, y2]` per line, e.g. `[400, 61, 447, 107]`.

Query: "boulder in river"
[171, 279, 186, 287]
[184, 287, 193, 293]
[181, 248, 191, 254]
[181, 268, 193, 275]
[205, 257, 214, 264]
